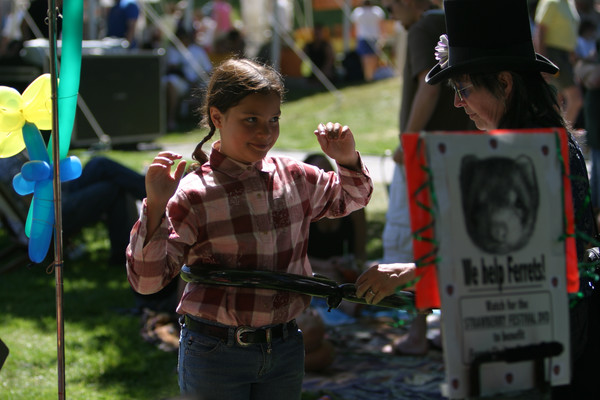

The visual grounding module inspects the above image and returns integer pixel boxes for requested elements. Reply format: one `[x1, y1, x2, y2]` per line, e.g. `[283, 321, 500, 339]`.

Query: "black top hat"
[425, 0, 559, 84]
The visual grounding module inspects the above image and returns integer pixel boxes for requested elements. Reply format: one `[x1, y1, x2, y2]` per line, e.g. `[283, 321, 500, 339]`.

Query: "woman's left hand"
[314, 122, 359, 170]
[355, 263, 416, 305]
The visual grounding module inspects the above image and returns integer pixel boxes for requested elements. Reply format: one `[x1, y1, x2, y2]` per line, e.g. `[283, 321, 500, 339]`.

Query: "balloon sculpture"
[12, 122, 81, 263]
[0, 0, 83, 263]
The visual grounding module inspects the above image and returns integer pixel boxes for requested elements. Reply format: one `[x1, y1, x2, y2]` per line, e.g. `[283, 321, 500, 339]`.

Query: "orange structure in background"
[313, 0, 363, 11]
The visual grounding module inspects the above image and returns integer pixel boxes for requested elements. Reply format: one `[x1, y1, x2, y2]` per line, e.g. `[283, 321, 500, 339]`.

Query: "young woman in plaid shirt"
[126, 58, 373, 399]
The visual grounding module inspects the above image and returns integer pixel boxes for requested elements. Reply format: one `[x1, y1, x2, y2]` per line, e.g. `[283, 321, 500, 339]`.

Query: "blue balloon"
[12, 122, 82, 263]
[12, 173, 35, 195]
[28, 180, 55, 262]
[22, 160, 52, 181]
[60, 156, 82, 181]
[23, 123, 50, 163]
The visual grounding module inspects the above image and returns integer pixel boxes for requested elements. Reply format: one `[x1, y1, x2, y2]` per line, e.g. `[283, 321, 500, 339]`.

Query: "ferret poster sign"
[402, 129, 576, 399]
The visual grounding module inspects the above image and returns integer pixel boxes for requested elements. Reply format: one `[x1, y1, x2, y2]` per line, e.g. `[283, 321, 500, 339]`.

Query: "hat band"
[448, 42, 536, 66]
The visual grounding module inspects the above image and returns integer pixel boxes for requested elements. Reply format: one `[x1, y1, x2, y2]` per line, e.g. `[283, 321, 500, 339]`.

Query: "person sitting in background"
[295, 305, 335, 373]
[61, 156, 146, 265]
[0, 151, 31, 253]
[62, 156, 180, 318]
[303, 23, 337, 83]
[576, 17, 598, 61]
[297, 153, 368, 372]
[212, 28, 245, 57]
[194, 8, 217, 53]
[164, 26, 213, 131]
[1, 153, 146, 265]
[304, 153, 367, 284]
[0, 153, 180, 346]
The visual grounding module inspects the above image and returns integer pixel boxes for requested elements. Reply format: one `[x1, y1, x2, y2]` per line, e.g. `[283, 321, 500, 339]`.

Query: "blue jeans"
[356, 38, 377, 56]
[178, 318, 305, 400]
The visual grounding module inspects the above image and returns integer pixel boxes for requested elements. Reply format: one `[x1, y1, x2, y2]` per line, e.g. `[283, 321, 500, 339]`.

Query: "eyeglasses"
[452, 84, 473, 101]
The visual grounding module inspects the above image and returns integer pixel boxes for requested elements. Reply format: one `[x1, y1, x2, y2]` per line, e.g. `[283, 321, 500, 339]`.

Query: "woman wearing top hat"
[355, 0, 599, 397]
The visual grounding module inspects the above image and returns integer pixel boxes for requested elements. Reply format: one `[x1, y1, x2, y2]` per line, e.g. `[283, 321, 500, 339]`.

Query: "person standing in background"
[351, 0, 386, 82]
[381, 0, 474, 356]
[163, 26, 213, 132]
[534, 0, 583, 126]
[105, 0, 140, 48]
[211, 0, 233, 39]
[575, 0, 600, 39]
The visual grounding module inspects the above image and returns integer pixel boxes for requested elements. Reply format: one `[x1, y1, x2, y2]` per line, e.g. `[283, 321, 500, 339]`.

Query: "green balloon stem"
[51, 0, 83, 161]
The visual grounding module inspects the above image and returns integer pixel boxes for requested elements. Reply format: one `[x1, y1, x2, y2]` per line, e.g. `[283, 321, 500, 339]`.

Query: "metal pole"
[87, 0, 97, 40]
[271, 0, 281, 71]
[343, 0, 351, 54]
[47, 0, 66, 399]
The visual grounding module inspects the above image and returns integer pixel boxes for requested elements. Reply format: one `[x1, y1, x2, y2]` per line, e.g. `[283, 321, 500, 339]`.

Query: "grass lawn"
[0, 231, 181, 399]
[0, 77, 401, 399]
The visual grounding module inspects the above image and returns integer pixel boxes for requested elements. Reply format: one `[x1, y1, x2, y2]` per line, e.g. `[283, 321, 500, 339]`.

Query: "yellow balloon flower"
[0, 74, 53, 158]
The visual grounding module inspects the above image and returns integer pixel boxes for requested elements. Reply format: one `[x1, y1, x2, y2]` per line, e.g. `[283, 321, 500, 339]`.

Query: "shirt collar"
[209, 140, 275, 177]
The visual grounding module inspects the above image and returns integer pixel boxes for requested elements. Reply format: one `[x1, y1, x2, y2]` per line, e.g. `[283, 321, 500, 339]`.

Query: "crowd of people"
[4, 0, 600, 398]
[0, 1, 403, 129]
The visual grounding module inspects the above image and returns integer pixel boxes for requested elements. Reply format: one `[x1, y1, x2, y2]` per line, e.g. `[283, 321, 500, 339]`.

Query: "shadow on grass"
[0, 244, 180, 399]
[0, 202, 386, 399]
[283, 76, 371, 103]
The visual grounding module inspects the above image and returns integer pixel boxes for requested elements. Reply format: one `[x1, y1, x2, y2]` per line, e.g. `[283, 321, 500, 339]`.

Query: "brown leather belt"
[184, 315, 297, 346]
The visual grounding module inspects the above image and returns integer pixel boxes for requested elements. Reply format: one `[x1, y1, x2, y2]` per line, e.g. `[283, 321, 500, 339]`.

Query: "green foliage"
[153, 77, 401, 156]
[276, 78, 401, 155]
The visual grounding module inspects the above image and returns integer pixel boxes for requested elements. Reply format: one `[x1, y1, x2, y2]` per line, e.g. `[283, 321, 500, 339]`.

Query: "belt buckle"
[235, 326, 256, 347]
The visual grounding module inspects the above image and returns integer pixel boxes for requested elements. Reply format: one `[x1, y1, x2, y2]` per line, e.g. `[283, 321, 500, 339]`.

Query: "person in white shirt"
[351, 0, 386, 81]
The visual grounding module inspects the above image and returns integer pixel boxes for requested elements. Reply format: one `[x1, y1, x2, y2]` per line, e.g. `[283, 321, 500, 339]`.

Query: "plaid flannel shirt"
[127, 142, 373, 327]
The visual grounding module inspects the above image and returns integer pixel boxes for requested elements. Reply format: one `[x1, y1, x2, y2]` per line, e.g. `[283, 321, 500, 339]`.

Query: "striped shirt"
[126, 142, 373, 327]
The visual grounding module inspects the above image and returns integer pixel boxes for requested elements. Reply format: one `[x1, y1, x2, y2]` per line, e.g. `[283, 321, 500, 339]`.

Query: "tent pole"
[342, 0, 351, 54]
[271, 0, 281, 71]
